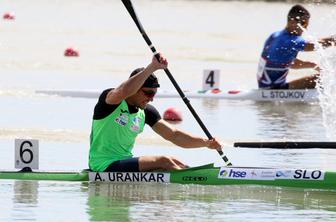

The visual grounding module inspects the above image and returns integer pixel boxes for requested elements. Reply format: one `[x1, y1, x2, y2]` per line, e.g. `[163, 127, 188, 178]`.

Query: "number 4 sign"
[202, 69, 220, 91]
[15, 139, 39, 170]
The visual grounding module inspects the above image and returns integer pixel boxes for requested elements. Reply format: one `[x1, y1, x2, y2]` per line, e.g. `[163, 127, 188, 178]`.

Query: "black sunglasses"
[142, 89, 157, 98]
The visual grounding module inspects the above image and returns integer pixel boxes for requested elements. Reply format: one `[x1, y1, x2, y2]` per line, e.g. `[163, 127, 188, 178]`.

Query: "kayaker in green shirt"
[89, 53, 222, 172]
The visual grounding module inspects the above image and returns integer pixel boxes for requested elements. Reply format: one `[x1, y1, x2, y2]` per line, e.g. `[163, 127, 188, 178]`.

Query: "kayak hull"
[1, 164, 335, 190]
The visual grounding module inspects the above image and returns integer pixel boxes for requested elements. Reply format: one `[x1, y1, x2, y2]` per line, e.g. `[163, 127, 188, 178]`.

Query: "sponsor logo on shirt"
[115, 113, 129, 126]
[130, 117, 142, 133]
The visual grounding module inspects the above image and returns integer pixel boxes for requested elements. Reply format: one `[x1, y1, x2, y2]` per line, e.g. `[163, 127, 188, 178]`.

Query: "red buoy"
[64, 47, 79, 57]
[228, 90, 241, 94]
[163, 107, 183, 121]
[3, 12, 15, 20]
[211, 88, 222, 94]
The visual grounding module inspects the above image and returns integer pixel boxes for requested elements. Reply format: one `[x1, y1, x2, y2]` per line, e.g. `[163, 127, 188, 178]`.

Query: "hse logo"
[218, 168, 276, 180]
[219, 170, 228, 177]
[219, 169, 247, 178]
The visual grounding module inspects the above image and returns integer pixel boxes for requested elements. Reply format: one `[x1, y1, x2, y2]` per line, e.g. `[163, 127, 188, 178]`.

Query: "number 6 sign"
[15, 139, 39, 170]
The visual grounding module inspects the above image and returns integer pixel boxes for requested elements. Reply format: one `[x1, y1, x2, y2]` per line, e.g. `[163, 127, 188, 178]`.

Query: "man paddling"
[257, 4, 336, 89]
[89, 54, 222, 172]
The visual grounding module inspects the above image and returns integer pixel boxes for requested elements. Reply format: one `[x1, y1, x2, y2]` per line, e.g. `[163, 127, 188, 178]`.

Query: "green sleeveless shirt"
[89, 100, 145, 171]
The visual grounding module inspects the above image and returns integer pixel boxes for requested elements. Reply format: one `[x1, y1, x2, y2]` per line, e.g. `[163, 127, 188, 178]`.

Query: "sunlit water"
[1, 0, 336, 221]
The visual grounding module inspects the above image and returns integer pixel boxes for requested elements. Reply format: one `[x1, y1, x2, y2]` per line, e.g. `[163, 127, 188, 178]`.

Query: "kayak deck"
[1, 164, 335, 190]
[0, 170, 89, 181]
[170, 164, 336, 190]
[36, 89, 318, 102]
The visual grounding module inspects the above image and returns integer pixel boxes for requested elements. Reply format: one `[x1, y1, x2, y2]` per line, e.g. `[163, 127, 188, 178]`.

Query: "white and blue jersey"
[257, 30, 307, 89]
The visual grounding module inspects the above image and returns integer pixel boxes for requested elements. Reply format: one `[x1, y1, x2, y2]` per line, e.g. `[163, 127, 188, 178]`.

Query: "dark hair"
[287, 5, 310, 24]
[129, 67, 160, 88]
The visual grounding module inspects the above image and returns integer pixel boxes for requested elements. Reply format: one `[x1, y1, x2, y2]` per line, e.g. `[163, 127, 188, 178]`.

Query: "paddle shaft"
[121, 0, 231, 165]
[234, 141, 336, 149]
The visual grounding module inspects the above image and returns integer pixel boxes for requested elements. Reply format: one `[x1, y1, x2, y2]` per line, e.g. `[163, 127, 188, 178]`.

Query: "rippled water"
[1, 0, 336, 221]
[1, 181, 336, 222]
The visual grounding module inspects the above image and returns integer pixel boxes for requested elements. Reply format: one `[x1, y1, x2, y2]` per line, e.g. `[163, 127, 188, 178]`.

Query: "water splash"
[300, 21, 336, 139]
[317, 46, 336, 139]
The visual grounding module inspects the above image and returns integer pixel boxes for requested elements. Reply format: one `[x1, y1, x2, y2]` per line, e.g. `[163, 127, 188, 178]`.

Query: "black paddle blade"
[121, 0, 155, 52]
[121, 0, 141, 30]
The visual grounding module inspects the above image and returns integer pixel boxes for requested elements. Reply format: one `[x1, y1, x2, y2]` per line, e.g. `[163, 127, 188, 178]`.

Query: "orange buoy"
[64, 47, 79, 57]
[3, 12, 15, 20]
[163, 107, 183, 121]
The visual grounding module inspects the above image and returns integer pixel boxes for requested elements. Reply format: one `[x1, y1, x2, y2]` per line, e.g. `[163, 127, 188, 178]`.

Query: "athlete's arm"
[303, 42, 315, 51]
[152, 119, 222, 150]
[290, 58, 318, 70]
[304, 36, 336, 52]
[105, 54, 168, 105]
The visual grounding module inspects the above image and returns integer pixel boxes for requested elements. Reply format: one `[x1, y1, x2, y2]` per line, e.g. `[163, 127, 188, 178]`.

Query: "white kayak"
[35, 88, 319, 102]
